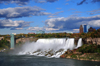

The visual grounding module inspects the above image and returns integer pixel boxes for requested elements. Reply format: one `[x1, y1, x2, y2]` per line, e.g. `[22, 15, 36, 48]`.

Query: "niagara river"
[0, 53, 100, 66]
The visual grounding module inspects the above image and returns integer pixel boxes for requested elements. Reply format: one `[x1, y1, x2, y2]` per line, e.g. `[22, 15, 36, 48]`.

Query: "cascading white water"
[64, 38, 76, 50]
[18, 38, 82, 58]
[75, 38, 82, 49]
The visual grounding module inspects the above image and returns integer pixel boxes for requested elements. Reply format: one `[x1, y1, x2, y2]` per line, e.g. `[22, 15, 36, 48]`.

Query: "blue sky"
[0, 0, 100, 35]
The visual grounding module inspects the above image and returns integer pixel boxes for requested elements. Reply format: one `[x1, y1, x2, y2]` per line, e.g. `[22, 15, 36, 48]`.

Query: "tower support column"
[10, 34, 15, 49]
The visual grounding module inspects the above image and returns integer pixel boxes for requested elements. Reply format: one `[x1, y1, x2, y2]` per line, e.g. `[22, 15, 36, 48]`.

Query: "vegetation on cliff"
[0, 39, 10, 50]
[77, 44, 100, 53]
[60, 44, 100, 61]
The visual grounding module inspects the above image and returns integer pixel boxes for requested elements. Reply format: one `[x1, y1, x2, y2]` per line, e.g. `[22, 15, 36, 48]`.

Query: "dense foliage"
[16, 33, 67, 38]
[0, 39, 10, 49]
[0, 28, 100, 39]
[77, 44, 100, 53]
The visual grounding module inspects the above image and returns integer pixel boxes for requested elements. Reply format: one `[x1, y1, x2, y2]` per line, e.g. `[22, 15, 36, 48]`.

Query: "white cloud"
[15, 28, 23, 30]
[0, 0, 30, 5]
[45, 28, 59, 31]
[0, 19, 32, 30]
[34, 0, 58, 3]
[26, 15, 100, 33]
[73, 29, 79, 33]
[45, 15, 100, 32]
[27, 27, 59, 31]
[88, 20, 100, 27]
[48, 16, 57, 18]
[0, 6, 51, 19]
[27, 27, 43, 31]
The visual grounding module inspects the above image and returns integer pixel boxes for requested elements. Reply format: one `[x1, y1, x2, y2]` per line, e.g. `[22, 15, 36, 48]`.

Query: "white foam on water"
[17, 38, 82, 58]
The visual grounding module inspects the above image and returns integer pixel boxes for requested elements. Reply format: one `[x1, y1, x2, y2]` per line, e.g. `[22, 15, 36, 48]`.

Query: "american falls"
[17, 38, 82, 58]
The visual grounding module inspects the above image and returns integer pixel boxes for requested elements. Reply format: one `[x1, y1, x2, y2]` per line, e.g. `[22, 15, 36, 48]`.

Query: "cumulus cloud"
[48, 16, 57, 18]
[45, 15, 100, 32]
[27, 15, 100, 32]
[0, 0, 30, 5]
[77, 0, 100, 5]
[34, 0, 46, 3]
[77, 0, 86, 5]
[27, 27, 43, 31]
[15, 28, 23, 30]
[27, 27, 59, 31]
[0, 6, 50, 19]
[0, 0, 58, 5]
[34, 0, 58, 3]
[45, 27, 59, 31]
[0, 19, 32, 30]
[46, 0, 58, 2]
[88, 20, 100, 27]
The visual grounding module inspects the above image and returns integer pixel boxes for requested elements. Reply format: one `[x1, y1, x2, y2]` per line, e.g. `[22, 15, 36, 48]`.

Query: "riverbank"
[60, 44, 100, 62]
[0, 48, 6, 52]
[60, 52, 100, 62]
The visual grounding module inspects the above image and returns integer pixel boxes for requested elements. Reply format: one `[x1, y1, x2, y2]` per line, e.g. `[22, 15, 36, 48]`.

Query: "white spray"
[17, 38, 82, 58]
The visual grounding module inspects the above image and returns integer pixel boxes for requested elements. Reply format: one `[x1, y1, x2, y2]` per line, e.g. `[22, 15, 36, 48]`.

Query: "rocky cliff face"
[0, 37, 4, 40]
[85, 38, 100, 45]
[16, 38, 38, 44]
[74, 38, 100, 45]
[6, 37, 100, 45]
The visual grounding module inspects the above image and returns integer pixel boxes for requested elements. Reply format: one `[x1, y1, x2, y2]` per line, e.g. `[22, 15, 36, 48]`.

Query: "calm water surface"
[0, 53, 100, 66]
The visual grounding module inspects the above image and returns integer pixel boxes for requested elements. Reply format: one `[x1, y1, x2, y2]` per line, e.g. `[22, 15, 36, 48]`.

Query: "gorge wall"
[83, 38, 100, 45]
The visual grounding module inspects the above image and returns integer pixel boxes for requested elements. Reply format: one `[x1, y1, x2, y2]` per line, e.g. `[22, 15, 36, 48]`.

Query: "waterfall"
[75, 38, 82, 49]
[17, 38, 82, 58]
[64, 38, 75, 50]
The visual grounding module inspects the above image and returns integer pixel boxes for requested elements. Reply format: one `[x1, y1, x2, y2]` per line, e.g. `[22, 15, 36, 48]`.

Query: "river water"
[0, 53, 100, 66]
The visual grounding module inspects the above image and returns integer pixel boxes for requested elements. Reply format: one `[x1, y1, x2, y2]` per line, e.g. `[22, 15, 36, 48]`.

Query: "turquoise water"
[0, 53, 100, 66]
